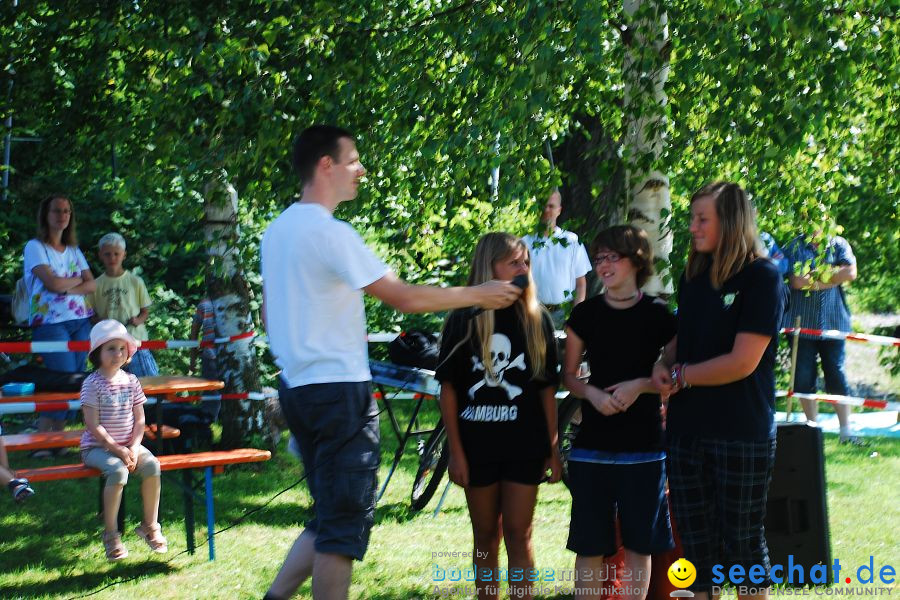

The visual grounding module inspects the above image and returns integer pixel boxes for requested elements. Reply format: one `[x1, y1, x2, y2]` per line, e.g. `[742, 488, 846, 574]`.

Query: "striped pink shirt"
[79, 370, 146, 449]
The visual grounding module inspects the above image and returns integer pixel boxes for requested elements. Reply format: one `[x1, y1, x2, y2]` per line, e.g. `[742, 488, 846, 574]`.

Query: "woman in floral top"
[23, 194, 96, 444]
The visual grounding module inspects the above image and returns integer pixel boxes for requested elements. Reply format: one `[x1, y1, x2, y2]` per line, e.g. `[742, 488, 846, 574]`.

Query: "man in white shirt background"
[522, 189, 593, 329]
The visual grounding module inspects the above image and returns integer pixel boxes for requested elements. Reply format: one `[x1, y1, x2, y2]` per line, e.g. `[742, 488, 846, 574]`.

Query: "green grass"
[2, 401, 898, 600]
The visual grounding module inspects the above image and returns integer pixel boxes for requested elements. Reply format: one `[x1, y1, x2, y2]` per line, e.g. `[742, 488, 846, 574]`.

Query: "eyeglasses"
[593, 253, 623, 266]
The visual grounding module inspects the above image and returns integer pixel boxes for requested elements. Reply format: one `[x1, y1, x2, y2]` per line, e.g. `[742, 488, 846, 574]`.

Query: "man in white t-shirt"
[522, 190, 592, 328]
[262, 125, 522, 600]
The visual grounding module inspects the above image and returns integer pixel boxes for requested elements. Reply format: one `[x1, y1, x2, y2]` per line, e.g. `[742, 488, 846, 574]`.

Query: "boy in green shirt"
[87, 233, 159, 377]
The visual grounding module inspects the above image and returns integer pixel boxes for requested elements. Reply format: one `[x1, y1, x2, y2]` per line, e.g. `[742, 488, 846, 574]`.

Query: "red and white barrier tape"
[0, 331, 256, 354]
[367, 333, 398, 343]
[0, 400, 83, 414]
[777, 390, 899, 412]
[0, 390, 276, 414]
[781, 327, 900, 347]
[5, 326, 896, 354]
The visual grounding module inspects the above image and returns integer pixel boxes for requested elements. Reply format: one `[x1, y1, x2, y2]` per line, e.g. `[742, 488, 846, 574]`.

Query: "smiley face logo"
[667, 558, 697, 588]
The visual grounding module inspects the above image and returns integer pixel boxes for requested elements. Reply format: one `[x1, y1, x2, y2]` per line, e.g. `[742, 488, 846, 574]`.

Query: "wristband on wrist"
[672, 363, 691, 390]
[670, 364, 690, 389]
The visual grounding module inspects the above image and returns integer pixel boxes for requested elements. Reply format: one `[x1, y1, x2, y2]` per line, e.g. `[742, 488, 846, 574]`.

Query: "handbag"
[11, 277, 30, 325]
[12, 243, 57, 326]
[388, 330, 440, 370]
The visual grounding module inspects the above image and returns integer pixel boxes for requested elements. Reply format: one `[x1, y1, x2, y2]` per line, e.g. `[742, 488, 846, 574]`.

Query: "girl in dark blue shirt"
[652, 182, 787, 599]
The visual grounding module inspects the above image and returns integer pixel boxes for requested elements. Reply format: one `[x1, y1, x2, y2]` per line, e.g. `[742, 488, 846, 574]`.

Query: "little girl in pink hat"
[80, 319, 167, 560]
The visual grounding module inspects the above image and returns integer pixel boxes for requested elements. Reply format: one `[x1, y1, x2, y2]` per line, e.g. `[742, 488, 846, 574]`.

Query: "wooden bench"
[15, 448, 271, 560]
[1, 424, 181, 452]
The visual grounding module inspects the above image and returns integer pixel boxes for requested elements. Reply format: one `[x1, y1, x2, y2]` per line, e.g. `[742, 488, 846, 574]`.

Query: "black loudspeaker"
[765, 423, 832, 585]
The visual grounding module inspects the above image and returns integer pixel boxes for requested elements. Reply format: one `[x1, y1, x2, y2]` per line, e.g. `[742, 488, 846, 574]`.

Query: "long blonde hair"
[462, 232, 549, 380]
[686, 181, 760, 289]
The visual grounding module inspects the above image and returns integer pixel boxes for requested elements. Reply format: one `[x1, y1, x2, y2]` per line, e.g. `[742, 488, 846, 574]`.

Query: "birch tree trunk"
[203, 173, 271, 449]
[623, 0, 673, 295]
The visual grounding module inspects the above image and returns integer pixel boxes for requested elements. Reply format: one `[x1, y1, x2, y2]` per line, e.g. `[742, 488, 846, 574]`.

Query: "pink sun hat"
[89, 319, 140, 359]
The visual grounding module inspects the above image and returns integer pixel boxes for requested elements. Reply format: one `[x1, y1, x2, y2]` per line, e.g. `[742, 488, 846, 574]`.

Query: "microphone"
[460, 274, 529, 320]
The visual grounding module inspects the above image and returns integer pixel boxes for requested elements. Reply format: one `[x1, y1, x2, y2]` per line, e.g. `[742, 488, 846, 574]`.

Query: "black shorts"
[467, 458, 547, 487]
[566, 459, 674, 557]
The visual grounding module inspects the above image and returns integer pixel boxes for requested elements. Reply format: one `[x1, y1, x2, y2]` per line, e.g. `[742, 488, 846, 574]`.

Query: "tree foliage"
[1, 0, 896, 336]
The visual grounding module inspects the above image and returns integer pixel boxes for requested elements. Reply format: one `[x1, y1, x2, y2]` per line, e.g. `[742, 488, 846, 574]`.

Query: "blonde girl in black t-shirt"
[436, 232, 561, 600]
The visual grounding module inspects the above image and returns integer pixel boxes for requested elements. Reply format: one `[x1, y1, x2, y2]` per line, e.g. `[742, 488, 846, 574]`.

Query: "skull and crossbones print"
[468, 333, 527, 399]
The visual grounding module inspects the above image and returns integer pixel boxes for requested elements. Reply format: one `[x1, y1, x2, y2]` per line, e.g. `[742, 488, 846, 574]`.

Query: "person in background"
[0, 435, 35, 502]
[652, 181, 787, 600]
[87, 233, 159, 378]
[24, 194, 95, 452]
[190, 297, 221, 420]
[759, 231, 789, 276]
[522, 189, 592, 329]
[782, 229, 862, 445]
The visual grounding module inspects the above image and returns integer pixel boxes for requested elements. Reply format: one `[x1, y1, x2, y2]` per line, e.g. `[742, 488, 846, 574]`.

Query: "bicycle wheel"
[410, 420, 450, 511]
[557, 396, 581, 488]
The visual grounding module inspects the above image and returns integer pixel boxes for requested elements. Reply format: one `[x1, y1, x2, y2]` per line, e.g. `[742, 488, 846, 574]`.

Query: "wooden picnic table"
[0, 375, 224, 457]
[1, 424, 181, 452]
[0, 375, 225, 404]
[0, 376, 224, 432]
[14, 448, 271, 561]
[0, 376, 268, 561]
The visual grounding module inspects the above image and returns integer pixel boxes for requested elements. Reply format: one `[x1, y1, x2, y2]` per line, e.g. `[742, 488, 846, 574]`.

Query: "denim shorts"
[198, 355, 221, 420]
[666, 435, 776, 592]
[566, 459, 674, 557]
[278, 380, 380, 561]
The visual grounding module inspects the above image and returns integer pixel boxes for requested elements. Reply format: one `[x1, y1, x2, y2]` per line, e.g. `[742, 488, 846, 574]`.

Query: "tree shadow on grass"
[214, 500, 315, 529]
[374, 501, 420, 525]
[0, 559, 175, 599]
[215, 500, 419, 530]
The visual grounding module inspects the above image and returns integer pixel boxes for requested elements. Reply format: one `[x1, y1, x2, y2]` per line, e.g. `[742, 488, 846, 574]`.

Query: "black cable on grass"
[65, 363, 438, 600]
[67, 403, 391, 600]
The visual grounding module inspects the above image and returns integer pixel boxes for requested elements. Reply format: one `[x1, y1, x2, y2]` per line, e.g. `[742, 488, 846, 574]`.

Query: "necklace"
[606, 290, 641, 302]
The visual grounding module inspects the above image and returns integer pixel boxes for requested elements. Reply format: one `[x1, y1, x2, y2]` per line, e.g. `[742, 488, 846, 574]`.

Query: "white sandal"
[134, 523, 168, 553]
[102, 531, 128, 561]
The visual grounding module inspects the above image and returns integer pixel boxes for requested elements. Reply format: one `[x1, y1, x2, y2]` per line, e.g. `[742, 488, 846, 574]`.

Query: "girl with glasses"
[562, 224, 676, 600]
[23, 195, 96, 450]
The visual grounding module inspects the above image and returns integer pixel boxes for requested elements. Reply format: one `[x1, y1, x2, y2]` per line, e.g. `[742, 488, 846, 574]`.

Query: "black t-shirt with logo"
[567, 294, 676, 452]
[435, 306, 558, 464]
[667, 259, 787, 442]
